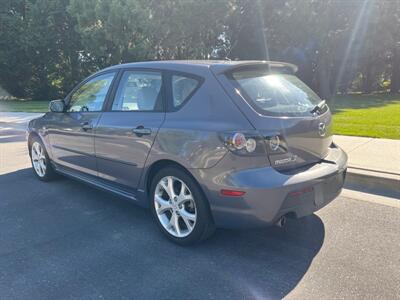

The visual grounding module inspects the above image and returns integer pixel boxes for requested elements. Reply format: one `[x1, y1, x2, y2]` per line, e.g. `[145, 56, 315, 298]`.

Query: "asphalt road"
[1, 127, 399, 299]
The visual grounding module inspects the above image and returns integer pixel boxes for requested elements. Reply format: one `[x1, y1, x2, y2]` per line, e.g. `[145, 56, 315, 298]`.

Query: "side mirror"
[49, 99, 65, 112]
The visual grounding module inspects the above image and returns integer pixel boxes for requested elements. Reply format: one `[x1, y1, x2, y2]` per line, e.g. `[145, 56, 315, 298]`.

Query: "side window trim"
[64, 70, 119, 113]
[104, 68, 166, 113]
[103, 69, 123, 112]
[165, 71, 204, 112]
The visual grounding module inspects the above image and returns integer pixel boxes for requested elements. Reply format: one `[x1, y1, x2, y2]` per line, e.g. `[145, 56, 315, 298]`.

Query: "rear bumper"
[194, 146, 348, 228]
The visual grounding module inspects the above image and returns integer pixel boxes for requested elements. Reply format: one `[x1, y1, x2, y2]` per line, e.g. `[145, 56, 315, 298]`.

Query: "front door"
[95, 70, 165, 189]
[47, 72, 116, 176]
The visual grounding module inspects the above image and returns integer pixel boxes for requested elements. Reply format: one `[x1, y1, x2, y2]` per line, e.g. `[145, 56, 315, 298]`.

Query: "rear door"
[215, 64, 332, 171]
[47, 71, 117, 176]
[94, 69, 165, 189]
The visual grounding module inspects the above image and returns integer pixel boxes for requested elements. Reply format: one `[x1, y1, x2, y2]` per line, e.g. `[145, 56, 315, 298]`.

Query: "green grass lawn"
[1, 93, 399, 139]
[331, 94, 400, 140]
[0, 100, 49, 113]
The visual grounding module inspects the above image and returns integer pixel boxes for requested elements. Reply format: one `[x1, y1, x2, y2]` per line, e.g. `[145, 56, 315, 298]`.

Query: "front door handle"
[80, 122, 93, 131]
[132, 126, 152, 136]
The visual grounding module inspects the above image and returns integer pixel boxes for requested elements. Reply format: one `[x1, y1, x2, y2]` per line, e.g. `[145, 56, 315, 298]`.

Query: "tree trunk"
[362, 64, 373, 94]
[391, 47, 400, 94]
[316, 59, 332, 100]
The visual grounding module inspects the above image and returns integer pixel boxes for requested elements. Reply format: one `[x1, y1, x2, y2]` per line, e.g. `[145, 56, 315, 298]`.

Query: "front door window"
[67, 72, 116, 112]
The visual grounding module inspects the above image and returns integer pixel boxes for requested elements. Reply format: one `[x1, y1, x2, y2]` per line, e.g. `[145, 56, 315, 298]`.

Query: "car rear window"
[229, 69, 325, 116]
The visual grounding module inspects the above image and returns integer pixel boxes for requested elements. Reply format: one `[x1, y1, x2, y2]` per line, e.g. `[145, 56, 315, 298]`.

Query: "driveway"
[0, 119, 399, 299]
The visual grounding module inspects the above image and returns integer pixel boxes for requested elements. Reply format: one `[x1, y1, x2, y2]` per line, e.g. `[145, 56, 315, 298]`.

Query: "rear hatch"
[214, 62, 333, 171]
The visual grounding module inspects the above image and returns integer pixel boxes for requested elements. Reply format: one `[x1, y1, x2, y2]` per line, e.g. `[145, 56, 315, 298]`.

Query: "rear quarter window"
[171, 75, 200, 109]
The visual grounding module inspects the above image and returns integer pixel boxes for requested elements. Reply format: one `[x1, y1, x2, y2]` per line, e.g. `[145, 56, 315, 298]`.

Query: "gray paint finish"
[95, 111, 165, 188]
[214, 70, 333, 170]
[28, 60, 347, 229]
[45, 112, 102, 176]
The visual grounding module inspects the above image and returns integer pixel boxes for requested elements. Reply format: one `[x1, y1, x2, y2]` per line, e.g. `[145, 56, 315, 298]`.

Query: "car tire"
[150, 167, 215, 245]
[29, 136, 57, 181]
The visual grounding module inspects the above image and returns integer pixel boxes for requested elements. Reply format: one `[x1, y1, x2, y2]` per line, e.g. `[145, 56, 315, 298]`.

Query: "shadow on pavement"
[0, 128, 27, 143]
[0, 168, 325, 299]
[197, 215, 325, 299]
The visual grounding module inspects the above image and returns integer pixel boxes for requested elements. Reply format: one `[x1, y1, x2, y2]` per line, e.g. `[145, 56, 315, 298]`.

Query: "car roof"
[102, 60, 298, 75]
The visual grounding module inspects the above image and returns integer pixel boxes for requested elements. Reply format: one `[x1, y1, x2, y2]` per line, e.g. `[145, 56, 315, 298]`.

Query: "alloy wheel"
[31, 141, 46, 177]
[154, 176, 197, 238]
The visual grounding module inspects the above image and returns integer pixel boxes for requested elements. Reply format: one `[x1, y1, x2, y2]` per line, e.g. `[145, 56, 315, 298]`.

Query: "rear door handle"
[81, 122, 93, 131]
[132, 126, 152, 136]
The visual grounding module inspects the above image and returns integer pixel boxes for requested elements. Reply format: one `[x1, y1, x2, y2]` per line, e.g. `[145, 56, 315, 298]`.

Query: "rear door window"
[112, 71, 163, 111]
[171, 75, 200, 109]
[229, 69, 326, 116]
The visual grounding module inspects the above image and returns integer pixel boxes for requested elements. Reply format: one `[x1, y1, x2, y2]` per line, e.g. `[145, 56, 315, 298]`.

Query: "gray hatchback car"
[27, 60, 347, 244]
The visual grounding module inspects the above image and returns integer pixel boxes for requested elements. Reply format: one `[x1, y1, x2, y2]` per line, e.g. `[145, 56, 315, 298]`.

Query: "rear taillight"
[221, 131, 266, 155]
[265, 134, 288, 154]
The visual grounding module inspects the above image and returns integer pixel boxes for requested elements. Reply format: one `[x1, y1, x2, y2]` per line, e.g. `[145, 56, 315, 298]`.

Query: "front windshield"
[231, 70, 324, 116]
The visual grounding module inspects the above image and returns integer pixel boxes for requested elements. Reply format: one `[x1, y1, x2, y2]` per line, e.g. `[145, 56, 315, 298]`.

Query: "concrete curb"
[344, 167, 400, 199]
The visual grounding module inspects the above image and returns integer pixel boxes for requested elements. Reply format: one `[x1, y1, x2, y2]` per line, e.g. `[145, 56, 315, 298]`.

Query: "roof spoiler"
[218, 61, 298, 75]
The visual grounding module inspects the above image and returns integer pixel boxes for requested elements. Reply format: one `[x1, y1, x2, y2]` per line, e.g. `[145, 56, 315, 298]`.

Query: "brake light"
[265, 135, 288, 154]
[221, 131, 264, 155]
[231, 133, 247, 150]
[268, 135, 280, 151]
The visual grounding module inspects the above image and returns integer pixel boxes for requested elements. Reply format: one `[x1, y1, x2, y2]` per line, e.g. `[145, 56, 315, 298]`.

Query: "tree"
[0, 0, 32, 98]
[0, 0, 399, 99]
[0, 0, 83, 100]
[68, 0, 231, 65]
[225, 0, 397, 100]
[380, 1, 400, 93]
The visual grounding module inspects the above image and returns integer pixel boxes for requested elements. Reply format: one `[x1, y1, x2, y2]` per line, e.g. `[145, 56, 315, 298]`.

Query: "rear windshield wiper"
[310, 100, 326, 114]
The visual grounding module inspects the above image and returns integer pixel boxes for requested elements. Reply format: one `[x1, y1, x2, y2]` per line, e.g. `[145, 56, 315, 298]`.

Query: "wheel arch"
[144, 160, 212, 213]
[144, 159, 215, 232]
[28, 132, 54, 161]
[145, 159, 192, 196]
[27, 132, 42, 156]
